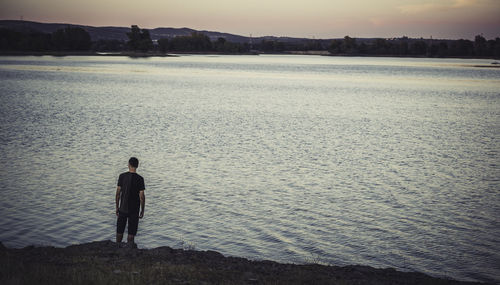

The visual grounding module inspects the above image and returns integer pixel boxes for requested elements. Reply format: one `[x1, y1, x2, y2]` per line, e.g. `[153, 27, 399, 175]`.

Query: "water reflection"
[0, 55, 499, 283]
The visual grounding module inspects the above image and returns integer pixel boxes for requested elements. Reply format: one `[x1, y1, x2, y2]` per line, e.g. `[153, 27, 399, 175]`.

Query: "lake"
[0, 54, 499, 283]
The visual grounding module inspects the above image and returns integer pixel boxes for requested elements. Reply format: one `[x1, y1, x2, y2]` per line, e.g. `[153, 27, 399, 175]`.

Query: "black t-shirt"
[117, 172, 145, 214]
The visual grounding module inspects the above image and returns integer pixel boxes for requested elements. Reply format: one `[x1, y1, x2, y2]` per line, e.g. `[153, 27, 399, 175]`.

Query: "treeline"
[0, 26, 125, 52]
[120, 25, 254, 53]
[0, 25, 251, 53]
[0, 26, 93, 51]
[325, 35, 500, 57]
[127, 25, 250, 53]
[158, 33, 250, 53]
[1, 24, 499, 58]
[259, 35, 500, 57]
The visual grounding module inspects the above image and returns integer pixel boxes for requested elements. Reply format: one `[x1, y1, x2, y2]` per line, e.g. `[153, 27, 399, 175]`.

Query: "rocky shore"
[0, 241, 486, 284]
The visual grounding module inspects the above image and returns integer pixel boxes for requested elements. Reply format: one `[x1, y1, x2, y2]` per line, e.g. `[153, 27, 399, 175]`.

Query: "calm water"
[0, 55, 499, 282]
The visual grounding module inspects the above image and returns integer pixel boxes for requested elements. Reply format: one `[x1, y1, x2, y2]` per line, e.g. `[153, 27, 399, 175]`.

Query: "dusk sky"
[1, 0, 499, 39]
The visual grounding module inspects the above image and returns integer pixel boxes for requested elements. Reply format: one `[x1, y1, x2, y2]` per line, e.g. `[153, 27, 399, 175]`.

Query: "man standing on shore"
[116, 157, 145, 246]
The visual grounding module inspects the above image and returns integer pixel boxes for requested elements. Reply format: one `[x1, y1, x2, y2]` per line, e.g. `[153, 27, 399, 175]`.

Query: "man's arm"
[115, 186, 121, 216]
[139, 190, 145, 219]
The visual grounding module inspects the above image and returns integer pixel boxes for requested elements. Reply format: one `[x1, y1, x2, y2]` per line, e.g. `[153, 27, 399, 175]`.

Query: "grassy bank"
[0, 240, 487, 285]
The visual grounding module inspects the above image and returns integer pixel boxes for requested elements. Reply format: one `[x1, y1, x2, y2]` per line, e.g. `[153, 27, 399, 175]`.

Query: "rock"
[205, 250, 224, 259]
[66, 240, 116, 252]
[113, 269, 121, 274]
[148, 246, 174, 256]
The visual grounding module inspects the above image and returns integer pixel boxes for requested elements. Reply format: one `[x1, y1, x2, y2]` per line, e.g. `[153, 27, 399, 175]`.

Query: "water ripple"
[0, 55, 499, 283]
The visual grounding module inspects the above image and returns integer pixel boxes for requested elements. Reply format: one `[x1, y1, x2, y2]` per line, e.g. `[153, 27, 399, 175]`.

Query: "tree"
[428, 42, 448, 57]
[437, 42, 448, 57]
[358, 42, 369, 54]
[51, 26, 91, 51]
[169, 32, 212, 52]
[410, 41, 427, 55]
[373, 38, 389, 54]
[157, 38, 169, 53]
[51, 29, 67, 50]
[396, 37, 409, 55]
[474, 34, 487, 56]
[0, 28, 52, 51]
[189, 32, 212, 51]
[126, 25, 141, 50]
[214, 37, 226, 52]
[127, 25, 153, 52]
[26, 31, 52, 51]
[304, 39, 323, 51]
[492, 38, 500, 57]
[138, 29, 153, 52]
[342, 36, 357, 54]
[329, 39, 342, 54]
[259, 39, 285, 52]
[92, 39, 124, 52]
[0, 28, 23, 50]
[449, 39, 473, 56]
[68, 27, 91, 50]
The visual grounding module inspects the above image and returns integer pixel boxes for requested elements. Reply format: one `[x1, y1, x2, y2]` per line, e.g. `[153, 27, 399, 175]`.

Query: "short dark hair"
[129, 157, 139, 168]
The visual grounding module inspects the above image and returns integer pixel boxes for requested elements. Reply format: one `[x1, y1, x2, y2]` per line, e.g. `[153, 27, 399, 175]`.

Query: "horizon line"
[0, 18, 495, 41]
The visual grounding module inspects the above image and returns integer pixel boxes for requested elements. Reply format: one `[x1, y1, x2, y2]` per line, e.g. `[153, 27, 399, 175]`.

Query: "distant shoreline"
[0, 50, 259, 57]
[0, 51, 175, 57]
[1, 50, 499, 61]
[0, 240, 488, 284]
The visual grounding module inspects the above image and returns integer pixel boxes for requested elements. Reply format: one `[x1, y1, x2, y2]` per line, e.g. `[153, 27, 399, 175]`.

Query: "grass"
[0, 241, 485, 285]
[1, 254, 216, 285]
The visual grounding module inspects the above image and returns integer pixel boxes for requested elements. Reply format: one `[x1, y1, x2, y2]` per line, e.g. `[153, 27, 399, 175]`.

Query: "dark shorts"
[117, 211, 139, 235]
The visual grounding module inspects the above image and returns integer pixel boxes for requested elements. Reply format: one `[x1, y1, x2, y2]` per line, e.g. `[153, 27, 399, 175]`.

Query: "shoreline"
[0, 51, 176, 57]
[0, 240, 488, 284]
[0, 50, 499, 61]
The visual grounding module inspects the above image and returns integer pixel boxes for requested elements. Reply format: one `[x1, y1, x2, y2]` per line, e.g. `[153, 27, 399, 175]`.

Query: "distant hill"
[0, 20, 242, 41]
[0, 20, 313, 44]
[0, 20, 128, 41]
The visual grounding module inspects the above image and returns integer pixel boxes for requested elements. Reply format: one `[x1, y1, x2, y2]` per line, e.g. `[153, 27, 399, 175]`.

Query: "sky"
[1, 0, 499, 39]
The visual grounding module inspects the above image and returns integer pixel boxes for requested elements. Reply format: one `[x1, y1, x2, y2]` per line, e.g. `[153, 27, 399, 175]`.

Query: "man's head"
[129, 157, 139, 169]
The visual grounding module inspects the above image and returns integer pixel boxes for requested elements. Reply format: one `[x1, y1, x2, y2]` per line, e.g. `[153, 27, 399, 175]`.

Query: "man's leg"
[127, 215, 139, 245]
[127, 234, 135, 243]
[116, 212, 127, 243]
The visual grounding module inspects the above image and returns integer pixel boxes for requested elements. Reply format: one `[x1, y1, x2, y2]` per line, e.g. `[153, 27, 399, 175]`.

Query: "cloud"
[452, 0, 478, 8]
[398, 3, 442, 14]
[398, 0, 479, 14]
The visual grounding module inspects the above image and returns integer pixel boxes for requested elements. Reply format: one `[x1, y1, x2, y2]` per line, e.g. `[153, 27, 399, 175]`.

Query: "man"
[116, 157, 145, 246]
